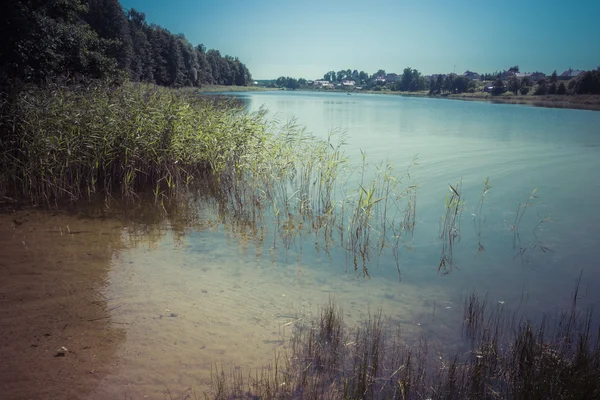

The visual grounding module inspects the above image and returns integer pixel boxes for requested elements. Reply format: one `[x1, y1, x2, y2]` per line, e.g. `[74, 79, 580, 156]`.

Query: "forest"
[0, 0, 252, 89]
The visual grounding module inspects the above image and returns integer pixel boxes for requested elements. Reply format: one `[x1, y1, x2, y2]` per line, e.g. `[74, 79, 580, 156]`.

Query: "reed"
[474, 177, 492, 253]
[0, 81, 270, 204]
[206, 283, 600, 399]
[439, 180, 463, 274]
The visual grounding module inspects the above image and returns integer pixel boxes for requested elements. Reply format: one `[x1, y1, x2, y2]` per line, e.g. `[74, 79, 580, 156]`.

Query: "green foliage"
[570, 70, 600, 94]
[0, 0, 252, 88]
[394, 67, 427, 92]
[548, 82, 557, 95]
[0, 0, 120, 84]
[508, 65, 520, 73]
[520, 86, 530, 95]
[550, 70, 558, 83]
[557, 82, 567, 95]
[508, 75, 520, 95]
[491, 79, 505, 96]
[275, 76, 300, 89]
[0, 82, 267, 202]
[534, 83, 548, 95]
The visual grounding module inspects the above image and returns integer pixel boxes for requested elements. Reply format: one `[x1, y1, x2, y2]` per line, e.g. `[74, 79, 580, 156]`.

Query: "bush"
[548, 82, 557, 95]
[534, 83, 548, 95]
[557, 82, 567, 95]
[520, 86, 530, 95]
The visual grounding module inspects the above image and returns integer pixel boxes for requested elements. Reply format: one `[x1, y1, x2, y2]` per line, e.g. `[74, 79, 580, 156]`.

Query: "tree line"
[0, 0, 252, 88]
[272, 67, 477, 94]
[272, 65, 600, 96]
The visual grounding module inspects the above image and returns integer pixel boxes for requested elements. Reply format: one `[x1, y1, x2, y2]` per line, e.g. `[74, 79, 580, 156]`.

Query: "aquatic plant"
[206, 283, 600, 399]
[439, 180, 464, 274]
[474, 177, 492, 253]
[0, 81, 270, 204]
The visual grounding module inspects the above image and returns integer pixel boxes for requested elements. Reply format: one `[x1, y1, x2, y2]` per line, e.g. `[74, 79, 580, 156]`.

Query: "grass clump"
[206, 288, 600, 399]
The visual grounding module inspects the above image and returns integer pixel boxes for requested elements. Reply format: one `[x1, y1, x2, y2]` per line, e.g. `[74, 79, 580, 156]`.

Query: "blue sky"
[119, 0, 600, 80]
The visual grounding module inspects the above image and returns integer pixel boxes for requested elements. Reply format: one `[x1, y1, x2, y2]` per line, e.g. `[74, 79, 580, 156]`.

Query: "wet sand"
[0, 209, 126, 400]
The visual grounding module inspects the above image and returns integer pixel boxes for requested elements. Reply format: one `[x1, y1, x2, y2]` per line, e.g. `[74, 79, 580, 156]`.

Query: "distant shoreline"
[376, 91, 600, 111]
[357, 90, 600, 112]
[202, 85, 600, 111]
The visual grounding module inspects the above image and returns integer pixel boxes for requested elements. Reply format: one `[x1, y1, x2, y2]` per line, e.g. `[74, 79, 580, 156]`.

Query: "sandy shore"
[0, 209, 127, 400]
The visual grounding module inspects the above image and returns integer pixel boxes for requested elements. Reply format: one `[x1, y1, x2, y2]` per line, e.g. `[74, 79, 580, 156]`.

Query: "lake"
[2, 91, 599, 399]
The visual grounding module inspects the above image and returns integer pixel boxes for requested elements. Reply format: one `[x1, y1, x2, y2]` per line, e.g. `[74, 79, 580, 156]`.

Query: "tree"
[507, 75, 520, 95]
[491, 79, 505, 96]
[0, 0, 118, 84]
[548, 82, 557, 95]
[571, 70, 600, 94]
[534, 83, 548, 95]
[84, 0, 133, 75]
[557, 82, 567, 95]
[358, 71, 368, 84]
[508, 65, 520, 73]
[550, 70, 558, 83]
[453, 75, 470, 93]
[436, 74, 444, 94]
[399, 67, 413, 91]
[286, 77, 299, 89]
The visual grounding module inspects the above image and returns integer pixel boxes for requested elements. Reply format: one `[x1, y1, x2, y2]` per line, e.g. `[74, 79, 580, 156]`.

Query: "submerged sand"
[0, 207, 453, 399]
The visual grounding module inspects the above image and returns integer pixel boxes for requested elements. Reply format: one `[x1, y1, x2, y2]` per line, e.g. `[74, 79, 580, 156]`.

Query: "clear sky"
[119, 0, 600, 80]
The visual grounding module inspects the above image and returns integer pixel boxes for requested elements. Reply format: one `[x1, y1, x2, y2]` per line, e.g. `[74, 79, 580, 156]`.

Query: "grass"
[474, 177, 492, 253]
[0, 81, 271, 203]
[439, 180, 463, 274]
[205, 285, 600, 399]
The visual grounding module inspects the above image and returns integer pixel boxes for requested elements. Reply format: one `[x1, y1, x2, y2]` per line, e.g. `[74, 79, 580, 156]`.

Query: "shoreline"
[357, 90, 600, 111]
[253, 87, 600, 112]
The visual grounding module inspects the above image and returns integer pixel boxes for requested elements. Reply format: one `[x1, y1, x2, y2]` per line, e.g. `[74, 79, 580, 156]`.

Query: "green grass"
[0, 81, 273, 203]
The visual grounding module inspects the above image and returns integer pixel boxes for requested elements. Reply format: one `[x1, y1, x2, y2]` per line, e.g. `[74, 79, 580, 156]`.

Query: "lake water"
[3, 91, 599, 399]
[100, 91, 600, 398]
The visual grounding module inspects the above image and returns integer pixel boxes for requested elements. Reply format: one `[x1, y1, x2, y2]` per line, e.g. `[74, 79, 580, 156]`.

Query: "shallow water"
[2, 92, 599, 399]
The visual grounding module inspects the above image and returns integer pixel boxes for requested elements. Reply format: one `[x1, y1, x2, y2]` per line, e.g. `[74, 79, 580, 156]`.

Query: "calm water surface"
[93, 92, 600, 398]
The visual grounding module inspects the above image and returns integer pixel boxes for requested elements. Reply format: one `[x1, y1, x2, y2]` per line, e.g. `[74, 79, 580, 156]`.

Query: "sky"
[119, 0, 600, 80]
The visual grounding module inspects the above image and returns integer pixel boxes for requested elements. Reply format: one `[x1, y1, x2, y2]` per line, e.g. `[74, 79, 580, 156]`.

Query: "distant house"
[559, 68, 585, 80]
[500, 70, 516, 80]
[514, 73, 532, 79]
[530, 72, 546, 81]
[484, 83, 495, 92]
[342, 80, 356, 86]
[463, 70, 481, 80]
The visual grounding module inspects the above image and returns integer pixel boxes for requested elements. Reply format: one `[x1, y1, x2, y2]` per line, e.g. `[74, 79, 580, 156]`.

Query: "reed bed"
[206, 288, 600, 399]
[0, 81, 268, 203]
[1, 81, 550, 279]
